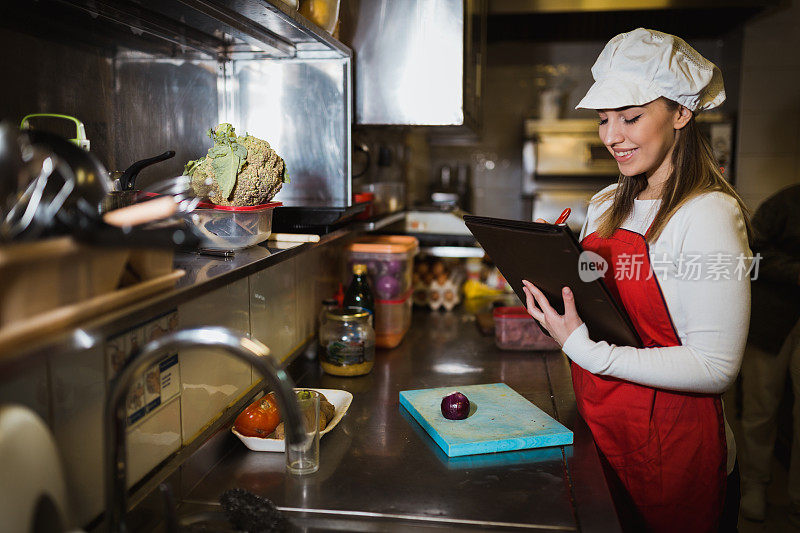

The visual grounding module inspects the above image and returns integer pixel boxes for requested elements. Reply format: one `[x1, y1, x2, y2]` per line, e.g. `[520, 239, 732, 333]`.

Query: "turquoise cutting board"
[399, 383, 573, 457]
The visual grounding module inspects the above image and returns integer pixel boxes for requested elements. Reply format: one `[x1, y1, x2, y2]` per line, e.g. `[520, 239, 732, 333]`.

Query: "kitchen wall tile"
[49, 344, 105, 527]
[250, 258, 298, 366]
[737, 111, 800, 156]
[179, 278, 252, 444]
[126, 396, 181, 487]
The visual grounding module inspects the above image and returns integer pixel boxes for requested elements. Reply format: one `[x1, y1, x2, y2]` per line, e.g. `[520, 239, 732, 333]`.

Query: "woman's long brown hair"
[593, 99, 751, 242]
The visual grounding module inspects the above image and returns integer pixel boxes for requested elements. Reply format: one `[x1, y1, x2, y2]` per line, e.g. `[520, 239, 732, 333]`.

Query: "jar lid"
[326, 306, 371, 321]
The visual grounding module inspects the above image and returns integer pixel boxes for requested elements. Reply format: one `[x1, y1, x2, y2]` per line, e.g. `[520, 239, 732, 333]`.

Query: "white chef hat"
[576, 28, 725, 113]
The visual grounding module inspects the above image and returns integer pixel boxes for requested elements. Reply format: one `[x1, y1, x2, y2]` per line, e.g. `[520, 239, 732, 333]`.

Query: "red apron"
[573, 228, 727, 532]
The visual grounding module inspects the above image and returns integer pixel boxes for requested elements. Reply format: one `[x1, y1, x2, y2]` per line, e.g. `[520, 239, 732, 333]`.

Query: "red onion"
[376, 274, 401, 299]
[441, 391, 470, 420]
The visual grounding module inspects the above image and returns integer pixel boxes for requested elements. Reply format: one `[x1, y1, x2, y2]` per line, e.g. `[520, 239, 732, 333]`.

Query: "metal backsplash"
[231, 58, 351, 206]
[112, 53, 221, 185]
[0, 27, 219, 186]
[1, 3, 351, 204]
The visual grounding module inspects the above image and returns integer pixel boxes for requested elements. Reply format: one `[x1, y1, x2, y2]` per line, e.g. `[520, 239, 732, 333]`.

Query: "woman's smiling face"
[598, 98, 688, 178]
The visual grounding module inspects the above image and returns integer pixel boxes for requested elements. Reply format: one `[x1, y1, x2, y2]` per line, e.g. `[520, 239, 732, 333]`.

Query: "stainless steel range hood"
[339, 0, 486, 127]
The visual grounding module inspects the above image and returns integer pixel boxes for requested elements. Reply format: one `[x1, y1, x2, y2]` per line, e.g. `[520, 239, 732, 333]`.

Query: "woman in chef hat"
[522, 28, 751, 532]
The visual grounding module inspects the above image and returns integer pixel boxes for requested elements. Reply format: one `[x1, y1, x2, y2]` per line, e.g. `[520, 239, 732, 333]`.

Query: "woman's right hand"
[522, 281, 584, 347]
[534, 218, 548, 223]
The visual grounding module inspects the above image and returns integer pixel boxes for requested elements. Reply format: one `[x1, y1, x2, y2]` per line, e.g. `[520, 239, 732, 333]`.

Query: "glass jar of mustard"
[319, 306, 375, 376]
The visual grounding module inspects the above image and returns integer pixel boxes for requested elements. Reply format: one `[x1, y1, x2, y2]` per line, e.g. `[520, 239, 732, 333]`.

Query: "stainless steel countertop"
[180, 310, 621, 532]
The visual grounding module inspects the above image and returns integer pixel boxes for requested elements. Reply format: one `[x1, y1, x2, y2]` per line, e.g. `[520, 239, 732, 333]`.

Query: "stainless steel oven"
[522, 119, 618, 192]
[522, 119, 618, 231]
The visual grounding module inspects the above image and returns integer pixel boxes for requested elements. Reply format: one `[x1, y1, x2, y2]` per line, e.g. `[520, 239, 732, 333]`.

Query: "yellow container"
[299, 0, 340, 33]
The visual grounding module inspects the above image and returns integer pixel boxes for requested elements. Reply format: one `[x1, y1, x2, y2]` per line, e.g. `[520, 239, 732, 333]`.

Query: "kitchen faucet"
[104, 327, 306, 533]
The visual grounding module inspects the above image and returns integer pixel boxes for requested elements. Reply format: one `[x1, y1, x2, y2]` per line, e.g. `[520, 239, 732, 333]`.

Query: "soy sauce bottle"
[344, 264, 374, 324]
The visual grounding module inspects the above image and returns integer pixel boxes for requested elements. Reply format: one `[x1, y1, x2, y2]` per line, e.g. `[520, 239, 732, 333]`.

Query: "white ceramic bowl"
[232, 388, 353, 452]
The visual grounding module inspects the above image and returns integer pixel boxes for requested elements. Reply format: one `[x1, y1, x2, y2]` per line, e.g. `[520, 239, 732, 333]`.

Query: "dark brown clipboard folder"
[463, 214, 643, 348]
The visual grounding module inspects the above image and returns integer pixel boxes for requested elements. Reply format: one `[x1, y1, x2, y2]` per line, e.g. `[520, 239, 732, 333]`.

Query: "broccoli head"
[185, 123, 289, 207]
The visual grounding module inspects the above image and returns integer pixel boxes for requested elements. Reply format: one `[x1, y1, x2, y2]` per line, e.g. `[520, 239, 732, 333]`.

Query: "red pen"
[555, 208, 571, 225]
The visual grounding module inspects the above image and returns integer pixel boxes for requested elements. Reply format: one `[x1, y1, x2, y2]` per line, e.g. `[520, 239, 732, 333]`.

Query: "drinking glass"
[286, 390, 320, 475]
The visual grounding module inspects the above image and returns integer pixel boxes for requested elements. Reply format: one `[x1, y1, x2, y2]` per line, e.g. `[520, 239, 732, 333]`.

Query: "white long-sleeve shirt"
[562, 184, 751, 473]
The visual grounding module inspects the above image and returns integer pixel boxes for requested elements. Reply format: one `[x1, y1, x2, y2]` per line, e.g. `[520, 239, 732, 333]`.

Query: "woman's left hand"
[522, 280, 584, 346]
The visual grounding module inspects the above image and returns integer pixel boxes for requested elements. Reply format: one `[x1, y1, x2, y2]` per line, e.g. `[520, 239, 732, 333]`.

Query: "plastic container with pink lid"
[345, 235, 419, 300]
[493, 306, 561, 351]
[345, 235, 419, 348]
[185, 200, 282, 251]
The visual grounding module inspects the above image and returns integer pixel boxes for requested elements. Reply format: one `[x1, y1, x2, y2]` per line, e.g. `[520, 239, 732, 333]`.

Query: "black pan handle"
[120, 150, 176, 190]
